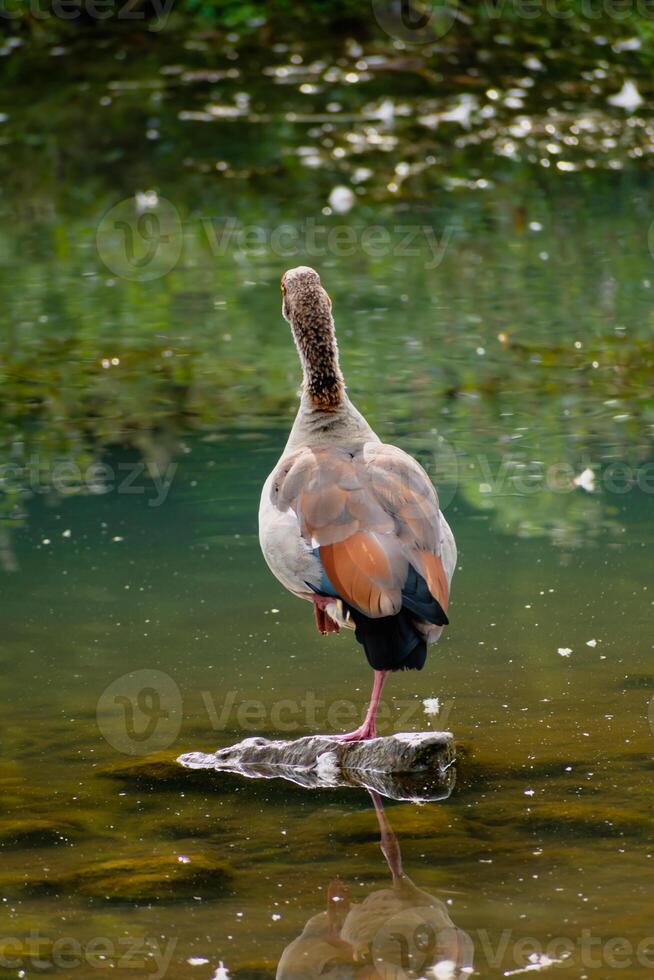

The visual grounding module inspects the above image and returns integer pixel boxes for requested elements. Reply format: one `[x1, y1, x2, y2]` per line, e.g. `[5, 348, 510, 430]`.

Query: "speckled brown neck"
[290, 292, 344, 410]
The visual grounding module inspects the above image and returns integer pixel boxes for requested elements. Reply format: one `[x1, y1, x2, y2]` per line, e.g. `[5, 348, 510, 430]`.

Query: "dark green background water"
[1, 25, 653, 980]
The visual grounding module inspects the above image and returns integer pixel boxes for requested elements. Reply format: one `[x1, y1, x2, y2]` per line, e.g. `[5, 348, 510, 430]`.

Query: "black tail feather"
[310, 563, 448, 671]
[345, 605, 428, 671]
[401, 563, 449, 626]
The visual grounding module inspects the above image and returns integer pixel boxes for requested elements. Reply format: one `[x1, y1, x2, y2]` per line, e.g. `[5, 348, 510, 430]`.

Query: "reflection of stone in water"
[276, 792, 473, 980]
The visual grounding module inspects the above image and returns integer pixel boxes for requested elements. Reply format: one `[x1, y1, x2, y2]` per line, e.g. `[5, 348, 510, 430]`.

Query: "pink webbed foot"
[319, 670, 389, 742]
[328, 720, 379, 742]
[312, 595, 340, 634]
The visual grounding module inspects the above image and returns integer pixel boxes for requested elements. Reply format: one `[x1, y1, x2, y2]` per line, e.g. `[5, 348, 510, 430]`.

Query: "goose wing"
[269, 442, 451, 621]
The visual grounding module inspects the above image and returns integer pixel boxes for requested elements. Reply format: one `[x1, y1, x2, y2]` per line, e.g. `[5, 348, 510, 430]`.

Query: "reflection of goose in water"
[277, 791, 473, 980]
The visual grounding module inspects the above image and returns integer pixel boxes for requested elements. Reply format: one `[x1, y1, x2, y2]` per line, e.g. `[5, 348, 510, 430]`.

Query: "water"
[2, 422, 652, 977]
[1, 30, 653, 980]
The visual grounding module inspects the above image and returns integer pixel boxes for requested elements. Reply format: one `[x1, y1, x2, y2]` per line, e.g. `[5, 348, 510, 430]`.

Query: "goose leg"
[331, 670, 388, 742]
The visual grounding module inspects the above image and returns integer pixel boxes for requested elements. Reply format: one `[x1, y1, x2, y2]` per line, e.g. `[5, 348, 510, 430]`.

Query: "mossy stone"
[7, 853, 234, 903]
[99, 752, 190, 787]
[522, 801, 649, 839]
[0, 817, 82, 848]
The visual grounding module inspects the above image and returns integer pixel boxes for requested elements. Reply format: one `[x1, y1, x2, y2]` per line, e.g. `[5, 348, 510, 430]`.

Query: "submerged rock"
[6, 853, 233, 903]
[158, 817, 234, 841]
[521, 801, 650, 839]
[330, 801, 455, 844]
[178, 732, 455, 802]
[0, 817, 83, 848]
[100, 751, 224, 791]
[230, 964, 276, 979]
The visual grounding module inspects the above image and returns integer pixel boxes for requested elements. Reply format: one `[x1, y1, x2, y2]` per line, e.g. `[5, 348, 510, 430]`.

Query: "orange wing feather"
[420, 550, 449, 612]
[320, 532, 402, 617]
[270, 442, 452, 622]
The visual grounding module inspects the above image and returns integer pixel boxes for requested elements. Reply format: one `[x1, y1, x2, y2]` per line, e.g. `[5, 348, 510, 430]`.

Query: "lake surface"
[1, 28, 653, 980]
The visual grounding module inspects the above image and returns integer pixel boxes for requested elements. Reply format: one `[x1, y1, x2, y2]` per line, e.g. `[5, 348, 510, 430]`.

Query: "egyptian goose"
[259, 267, 456, 741]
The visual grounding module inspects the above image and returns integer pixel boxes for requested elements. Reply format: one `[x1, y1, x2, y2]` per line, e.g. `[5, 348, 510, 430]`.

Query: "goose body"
[259, 267, 456, 739]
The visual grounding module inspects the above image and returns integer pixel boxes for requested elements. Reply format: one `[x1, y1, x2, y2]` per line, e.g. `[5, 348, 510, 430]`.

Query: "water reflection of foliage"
[1, 194, 651, 552]
[2, 21, 654, 211]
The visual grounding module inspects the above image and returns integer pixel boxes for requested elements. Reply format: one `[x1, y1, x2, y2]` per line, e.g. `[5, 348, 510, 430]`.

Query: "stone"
[178, 732, 455, 802]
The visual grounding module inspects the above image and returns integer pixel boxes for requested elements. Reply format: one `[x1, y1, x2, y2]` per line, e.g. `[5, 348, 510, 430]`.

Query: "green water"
[1, 27, 654, 980]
